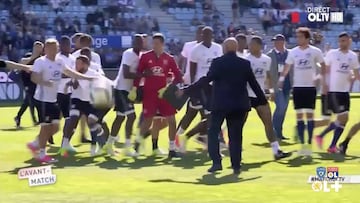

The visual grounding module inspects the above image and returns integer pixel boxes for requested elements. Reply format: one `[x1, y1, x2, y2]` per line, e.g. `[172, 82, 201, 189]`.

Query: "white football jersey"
[325, 49, 359, 92]
[236, 49, 248, 58]
[115, 48, 140, 91]
[189, 42, 223, 82]
[33, 56, 65, 103]
[89, 62, 104, 75]
[72, 49, 102, 65]
[56, 53, 76, 94]
[285, 45, 324, 87]
[246, 53, 272, 97]
[71, 69, 101, 102]
[181, 41, 198, 84]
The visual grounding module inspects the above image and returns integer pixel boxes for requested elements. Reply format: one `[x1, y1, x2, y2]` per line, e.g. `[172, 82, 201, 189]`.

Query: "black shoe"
[339, 142, 348, 155]
[168, 150, 182, 159]
[48, 136, 54, 145]
[233, 168, 241, 175]
[281, 136, 290, 140]
[81, 136, 92, 143]
[195, 136, 207, 146]
[207, 164, 222, 173]
[274, 150, 292, 160]
[14, 117, 20, 128]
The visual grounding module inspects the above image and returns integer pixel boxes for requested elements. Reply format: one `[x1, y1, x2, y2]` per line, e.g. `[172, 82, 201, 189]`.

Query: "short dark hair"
[71, 33, 83, 43]
[79, 34, 93, 44]
[197, 24, 206, 31]
[235, 33, 246, 40]
[152, 33, 165, 43]
[296, 27, 311, 39]
[80, 47, 91, 59]
[60, 35, 71, 42]
[77, 55, 90, 65]
[338, 32, 350, 38]
[202, 26, 213, 32]
[251, 36, 263, 45]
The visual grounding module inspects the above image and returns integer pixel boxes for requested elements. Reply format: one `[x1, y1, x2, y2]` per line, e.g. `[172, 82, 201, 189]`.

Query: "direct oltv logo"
[291, 7, 343, 24]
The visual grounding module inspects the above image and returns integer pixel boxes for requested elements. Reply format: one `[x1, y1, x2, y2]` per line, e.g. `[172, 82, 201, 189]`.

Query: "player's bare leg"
[339, 122, 360, 155]
[151, 118, 167, 156]
[255, 104, 292, 160]
[59, 114, 80, 156]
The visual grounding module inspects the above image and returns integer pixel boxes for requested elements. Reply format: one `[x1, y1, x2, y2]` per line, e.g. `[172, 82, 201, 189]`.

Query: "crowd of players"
[0, 25, 360, 165]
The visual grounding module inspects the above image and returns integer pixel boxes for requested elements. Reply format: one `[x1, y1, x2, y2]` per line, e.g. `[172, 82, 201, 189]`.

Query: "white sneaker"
[297, 144, 306, 156]
[90, 145, 97, 156]
[303, 144, 312, 156]
[123, 147, 138, 157]
[179, 135, 187, 153]
[152, 148, 167, 156]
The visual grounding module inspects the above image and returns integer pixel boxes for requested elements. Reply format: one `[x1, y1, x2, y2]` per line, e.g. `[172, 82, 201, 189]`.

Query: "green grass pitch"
[0, 99, 359, 203]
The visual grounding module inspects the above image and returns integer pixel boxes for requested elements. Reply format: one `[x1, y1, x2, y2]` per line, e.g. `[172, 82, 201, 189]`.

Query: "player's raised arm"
[62, 57, 94, 81]
[0, 60, 32, 72]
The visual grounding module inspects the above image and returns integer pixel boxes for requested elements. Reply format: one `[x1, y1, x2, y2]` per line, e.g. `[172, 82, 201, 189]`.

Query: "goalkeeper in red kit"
[129, 33, 184, 158]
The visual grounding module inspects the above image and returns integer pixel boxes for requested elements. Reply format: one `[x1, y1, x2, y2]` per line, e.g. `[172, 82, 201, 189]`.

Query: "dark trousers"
[208, 110, 248, 170]
[16, 87, 36, 122]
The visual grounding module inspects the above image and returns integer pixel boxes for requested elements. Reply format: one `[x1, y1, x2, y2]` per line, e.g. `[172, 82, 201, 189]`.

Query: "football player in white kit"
[279, 27, 326, 156]
[72, 34, 102, 144]
[235, 33, 248, 58]
[26, 39, 94, 163]
[246, 36, 291, 160]
[175, 25, 204, 146]
[59, 55, 105, 157]
[56, 36, 76, 148]
[315, 32, 360, 153]
[103, 34, 144, 156]
[178, 26, 223, 153]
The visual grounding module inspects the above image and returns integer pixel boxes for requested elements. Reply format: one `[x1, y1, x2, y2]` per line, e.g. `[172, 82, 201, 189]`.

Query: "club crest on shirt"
[163, 59, 168, 65]
[305, 53, 311, 57]
[262, 61, 267, 66]
[149, 60, 153, 64]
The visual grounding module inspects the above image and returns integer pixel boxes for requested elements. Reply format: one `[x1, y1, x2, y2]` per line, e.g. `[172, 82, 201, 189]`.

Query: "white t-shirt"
[325, 49, 359, 92]
[189, 42, 223, 82]
[89, 62, 104, 75]
[72, 49, 102, 65]
[33, 56, 65, 103]
[115, 48, 140, 91]
[246, 53, 272, 98]
[181, 40, 198, 84]
[71, 69, 101, 102]
[236, 49, 248, 58]
[285, 45, 324, 87]
[56, 53, 76, 94]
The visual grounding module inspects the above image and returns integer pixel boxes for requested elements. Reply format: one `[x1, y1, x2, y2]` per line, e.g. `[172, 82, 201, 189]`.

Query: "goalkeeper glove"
[128, 87, 137, 101]
[158, 86, 168, 98]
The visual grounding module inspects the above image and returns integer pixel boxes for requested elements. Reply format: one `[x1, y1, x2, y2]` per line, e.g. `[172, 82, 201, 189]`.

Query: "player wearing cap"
[246, 36, 291, 160]
[26, 39, 94, 163]
[278, 27, 326, 156]
[103, 34, 144, 156]
[132, 33, 183, 158]
[315, 32, 360, 153]
[267, 34, 292, 140]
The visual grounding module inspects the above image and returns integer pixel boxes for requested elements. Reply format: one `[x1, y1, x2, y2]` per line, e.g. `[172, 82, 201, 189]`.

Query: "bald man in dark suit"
[177, 38, 268, 175]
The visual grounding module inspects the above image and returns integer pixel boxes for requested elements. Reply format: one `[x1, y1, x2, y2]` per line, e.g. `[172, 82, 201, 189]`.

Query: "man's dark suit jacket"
[184, 52, 267, 112]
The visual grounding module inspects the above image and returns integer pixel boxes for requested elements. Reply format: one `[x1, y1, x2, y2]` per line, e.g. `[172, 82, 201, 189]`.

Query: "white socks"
[62, 138, 70, 148]
[169, 141, 176, 151]
[39, 148, 46, 158]
[125, 139, 131, 148]
[270, 141, 280, 155]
